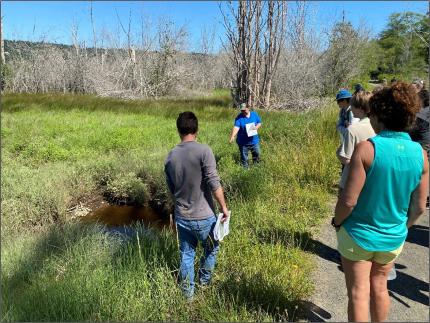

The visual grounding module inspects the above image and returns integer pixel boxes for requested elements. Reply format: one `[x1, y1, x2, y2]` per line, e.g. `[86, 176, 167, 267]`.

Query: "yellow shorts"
[336, 226, 404, 265]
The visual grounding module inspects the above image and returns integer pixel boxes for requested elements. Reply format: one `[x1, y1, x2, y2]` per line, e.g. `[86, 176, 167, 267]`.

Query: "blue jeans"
[239, 143, 261, 168]
[175, 216, 219, 298]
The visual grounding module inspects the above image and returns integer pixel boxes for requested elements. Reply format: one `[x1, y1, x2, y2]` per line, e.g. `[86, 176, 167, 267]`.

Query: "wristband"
[331, 217, 341, 228]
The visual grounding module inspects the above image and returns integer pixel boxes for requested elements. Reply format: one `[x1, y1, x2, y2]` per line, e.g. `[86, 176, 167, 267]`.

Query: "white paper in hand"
[245, 123, 258, 137]
[213, 212, 230, 241]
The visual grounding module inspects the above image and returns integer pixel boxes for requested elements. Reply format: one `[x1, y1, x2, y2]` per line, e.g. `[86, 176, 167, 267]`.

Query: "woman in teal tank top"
[332, 82, 429, 322]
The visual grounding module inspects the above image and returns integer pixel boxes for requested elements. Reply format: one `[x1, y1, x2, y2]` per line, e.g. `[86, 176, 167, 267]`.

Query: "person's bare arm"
[407, 150, 429, 228]
[229, 126, 239, 143]
[213, 186, 229, 222]
[333, 141, 374, 225]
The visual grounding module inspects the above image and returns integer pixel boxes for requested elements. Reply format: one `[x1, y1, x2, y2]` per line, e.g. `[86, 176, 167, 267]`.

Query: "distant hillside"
[3, 39, 211, 61]
[4, 40, 75, 60]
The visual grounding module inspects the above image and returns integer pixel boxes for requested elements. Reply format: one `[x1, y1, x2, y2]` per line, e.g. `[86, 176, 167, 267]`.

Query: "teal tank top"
[343, 130, 423, 251]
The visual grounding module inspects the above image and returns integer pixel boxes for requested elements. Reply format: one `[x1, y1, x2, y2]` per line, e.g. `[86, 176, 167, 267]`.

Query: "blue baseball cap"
[335, 89, 352, 101]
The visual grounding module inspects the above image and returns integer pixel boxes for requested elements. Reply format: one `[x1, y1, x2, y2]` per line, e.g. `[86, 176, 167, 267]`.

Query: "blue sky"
[2, 1, 428, 52]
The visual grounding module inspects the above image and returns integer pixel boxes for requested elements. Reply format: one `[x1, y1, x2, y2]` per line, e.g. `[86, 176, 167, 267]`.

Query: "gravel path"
[301, 210, 429, 322]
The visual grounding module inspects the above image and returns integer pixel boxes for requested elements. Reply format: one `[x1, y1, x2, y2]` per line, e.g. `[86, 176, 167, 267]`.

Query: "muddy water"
[82, 205, 172, 230]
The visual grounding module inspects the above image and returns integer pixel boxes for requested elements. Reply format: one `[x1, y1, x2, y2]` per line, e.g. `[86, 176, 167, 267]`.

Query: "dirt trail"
[302, 211, 429, 322]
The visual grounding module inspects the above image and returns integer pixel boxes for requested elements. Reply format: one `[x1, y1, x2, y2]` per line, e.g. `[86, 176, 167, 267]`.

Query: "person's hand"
[221, 208, 230, 222]
[331, 216, 341, 231]
[229, 137, 234, 144]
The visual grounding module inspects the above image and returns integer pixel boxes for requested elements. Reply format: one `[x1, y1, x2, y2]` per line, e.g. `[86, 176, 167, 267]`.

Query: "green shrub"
[105, 172, 150, 205]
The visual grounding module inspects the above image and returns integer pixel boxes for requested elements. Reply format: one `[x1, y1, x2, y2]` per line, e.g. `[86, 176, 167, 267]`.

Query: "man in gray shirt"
[164, 111, 229, 299]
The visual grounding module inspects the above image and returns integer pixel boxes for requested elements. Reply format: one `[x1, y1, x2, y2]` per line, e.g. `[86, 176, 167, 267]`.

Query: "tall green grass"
[1, 92, 339, 321]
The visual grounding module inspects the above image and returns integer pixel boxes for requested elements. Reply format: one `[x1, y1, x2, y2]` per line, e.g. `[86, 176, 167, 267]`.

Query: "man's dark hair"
[354, 83, 364, 94]
[177, 111, 198, 135]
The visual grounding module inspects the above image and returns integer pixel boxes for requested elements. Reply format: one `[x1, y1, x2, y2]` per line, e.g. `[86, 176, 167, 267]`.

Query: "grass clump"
[1, 91, 339, 321]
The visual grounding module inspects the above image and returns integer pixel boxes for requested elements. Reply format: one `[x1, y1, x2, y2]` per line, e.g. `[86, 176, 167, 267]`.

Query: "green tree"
[359, 40, 386, 80]
[378, 12, 429, 78]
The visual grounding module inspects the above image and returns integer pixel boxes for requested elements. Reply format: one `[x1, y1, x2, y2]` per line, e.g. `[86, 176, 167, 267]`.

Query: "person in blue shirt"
[229, 103, 262, 168]
[336, 89, 355, 138]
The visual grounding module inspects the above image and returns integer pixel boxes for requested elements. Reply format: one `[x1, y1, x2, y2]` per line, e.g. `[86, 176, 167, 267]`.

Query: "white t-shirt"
[338, 117, 375, 189]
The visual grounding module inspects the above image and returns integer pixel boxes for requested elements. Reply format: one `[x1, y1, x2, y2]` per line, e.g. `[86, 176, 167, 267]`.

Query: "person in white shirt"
[337, 91, 376, 192]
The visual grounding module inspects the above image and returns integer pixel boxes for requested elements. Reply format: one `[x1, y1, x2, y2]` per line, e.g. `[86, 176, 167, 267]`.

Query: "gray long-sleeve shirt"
[164, 141, 221, 220]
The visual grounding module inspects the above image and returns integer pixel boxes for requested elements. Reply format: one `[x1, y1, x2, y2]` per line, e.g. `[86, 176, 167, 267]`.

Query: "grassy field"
[1, 91, 340, 321]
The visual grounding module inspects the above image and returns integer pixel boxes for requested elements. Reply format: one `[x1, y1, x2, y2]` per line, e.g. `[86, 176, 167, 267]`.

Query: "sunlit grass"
[1, 91, 339, 321]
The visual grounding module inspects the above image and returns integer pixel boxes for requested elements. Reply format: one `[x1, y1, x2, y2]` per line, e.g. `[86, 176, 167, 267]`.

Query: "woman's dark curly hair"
[369, 82, 421, 131]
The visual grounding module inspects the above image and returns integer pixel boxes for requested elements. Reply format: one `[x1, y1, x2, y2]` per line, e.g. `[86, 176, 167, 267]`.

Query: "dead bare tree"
[1, 15, 5, 91]
[1, 15, 5, 65]
[71, 20, 80, 56]
[271, 1, 325, 110]
[115, 9, 138, 91]
[69, 20, 86, 93]
[147, 18, 188, 96]
[188, 24, 217, 91]
[320, 19, 369, 94]
[220, 0, 287, 108]
[89, 1, 98, 57]
[260, 1, 287, 107]
[5, 11, 227, 99]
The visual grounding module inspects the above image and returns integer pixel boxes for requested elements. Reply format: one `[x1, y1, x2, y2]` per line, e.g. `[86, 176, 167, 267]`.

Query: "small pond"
[81, 205, 173, 234]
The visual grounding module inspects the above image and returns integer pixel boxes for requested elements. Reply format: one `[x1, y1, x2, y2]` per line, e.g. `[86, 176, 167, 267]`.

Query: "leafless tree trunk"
[221, 0, 287, 109]
[71, 21, 80, 56]
[251, 3, 262, 107]
[116, 9, 138, 91]
[1, 15, 5, 65]
[238, 1, 248, 103]
[90, 1, 98, 57]
[260, 1, 286, 107]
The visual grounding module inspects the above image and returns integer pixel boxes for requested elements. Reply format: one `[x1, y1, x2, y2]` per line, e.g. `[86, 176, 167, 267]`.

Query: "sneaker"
[387, 266, 397, 281]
